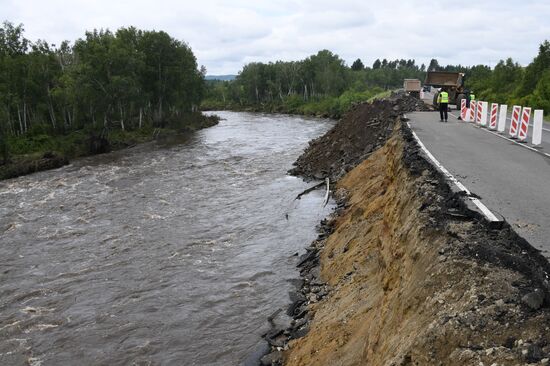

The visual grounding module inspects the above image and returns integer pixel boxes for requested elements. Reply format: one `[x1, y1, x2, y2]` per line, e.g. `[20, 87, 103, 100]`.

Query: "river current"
[0, 112, 334, 365]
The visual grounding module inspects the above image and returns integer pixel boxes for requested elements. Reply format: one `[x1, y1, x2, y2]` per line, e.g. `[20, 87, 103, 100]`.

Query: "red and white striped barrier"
[460, 99, 468, 120]
[532, 110, 544, 145]
[476, 101, 483, 124]
[517, 107, 531, 141]
[489, 103, 498, 129]
[470, 101, 476, 122]
[497, 104, 507, 133]
[509, 105, 521, 137]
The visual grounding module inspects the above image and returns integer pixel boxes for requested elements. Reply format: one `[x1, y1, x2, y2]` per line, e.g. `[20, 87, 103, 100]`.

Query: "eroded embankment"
[277, 96, 550, 365]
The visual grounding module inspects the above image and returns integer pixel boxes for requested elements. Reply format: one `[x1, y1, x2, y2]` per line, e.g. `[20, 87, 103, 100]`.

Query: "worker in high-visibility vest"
[437, 89, 449, 122]
[470, 92, 476, 102]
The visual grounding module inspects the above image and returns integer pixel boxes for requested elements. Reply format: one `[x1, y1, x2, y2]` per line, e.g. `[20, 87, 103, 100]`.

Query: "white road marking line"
[405, 119, 501, 222]
[480, 128, 550, 158]
[502, 117, 550, 132]
[449, 111, 550, 158]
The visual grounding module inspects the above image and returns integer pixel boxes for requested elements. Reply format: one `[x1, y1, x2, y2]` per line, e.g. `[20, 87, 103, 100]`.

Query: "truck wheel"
[432, 92, 439, 109]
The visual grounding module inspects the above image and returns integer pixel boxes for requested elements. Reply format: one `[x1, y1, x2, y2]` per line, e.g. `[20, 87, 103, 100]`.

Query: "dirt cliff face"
[281, 103, 550, 365]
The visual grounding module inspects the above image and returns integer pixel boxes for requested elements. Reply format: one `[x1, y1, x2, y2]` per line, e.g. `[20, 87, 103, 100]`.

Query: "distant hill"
[205, 75, 237, 81]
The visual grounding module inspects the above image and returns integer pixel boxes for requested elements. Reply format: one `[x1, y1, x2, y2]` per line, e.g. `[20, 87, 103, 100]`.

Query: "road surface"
[407, 110, 550, 258]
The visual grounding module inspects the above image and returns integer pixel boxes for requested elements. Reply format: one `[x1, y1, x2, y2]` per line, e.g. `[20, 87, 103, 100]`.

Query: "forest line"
[204, 42, 550, 118]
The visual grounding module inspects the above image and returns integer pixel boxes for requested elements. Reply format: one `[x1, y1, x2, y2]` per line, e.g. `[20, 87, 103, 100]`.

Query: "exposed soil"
[288, 93, 429, 181]
[263, 95, 550, 365]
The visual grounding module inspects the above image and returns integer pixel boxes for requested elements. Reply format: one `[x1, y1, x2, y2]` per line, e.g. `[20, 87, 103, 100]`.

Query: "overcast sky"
[2, 0, 550, 74]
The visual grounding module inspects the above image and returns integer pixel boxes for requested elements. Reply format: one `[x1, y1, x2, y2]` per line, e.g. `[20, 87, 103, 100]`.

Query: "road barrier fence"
[489, 103, 498, 130]
[533, 110, 544, 146]
[459, 100, 544, 146]
[509, 105, 522, 138]
[481, 102, 488, 127]
[470, 101, 476, 122]
[460, 99, 468, 120]
[518, 107, 532, 141]
[477, 101, 483, 124]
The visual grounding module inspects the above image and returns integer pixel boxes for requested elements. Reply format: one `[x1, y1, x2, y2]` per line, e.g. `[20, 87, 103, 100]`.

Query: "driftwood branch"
[295, 181, 325, 200]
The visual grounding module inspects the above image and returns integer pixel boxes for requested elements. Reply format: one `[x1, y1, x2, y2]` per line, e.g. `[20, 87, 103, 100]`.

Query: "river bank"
[201, 90, 392, 120]
[261, 95, 550, 365]
[0, 113, 219, 181]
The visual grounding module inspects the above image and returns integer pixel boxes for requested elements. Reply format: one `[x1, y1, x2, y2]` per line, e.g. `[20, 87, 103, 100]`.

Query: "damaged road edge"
[261, 92, 550, 366]
[404, 117, 503, 227]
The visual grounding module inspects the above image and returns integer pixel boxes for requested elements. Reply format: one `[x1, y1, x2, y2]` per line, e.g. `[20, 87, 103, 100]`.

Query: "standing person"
[437, 89, 449, 122]
[470, 91, 476, 103]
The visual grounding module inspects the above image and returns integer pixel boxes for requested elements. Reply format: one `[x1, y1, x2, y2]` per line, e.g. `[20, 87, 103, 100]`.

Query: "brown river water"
[0, 112, 334, 365]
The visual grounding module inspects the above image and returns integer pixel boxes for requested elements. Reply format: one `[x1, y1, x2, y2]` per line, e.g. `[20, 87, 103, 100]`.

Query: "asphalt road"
[407, 110, 550, 258]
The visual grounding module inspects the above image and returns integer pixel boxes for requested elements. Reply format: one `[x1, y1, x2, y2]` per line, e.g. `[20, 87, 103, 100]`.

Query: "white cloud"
[1, 0, 549, 73]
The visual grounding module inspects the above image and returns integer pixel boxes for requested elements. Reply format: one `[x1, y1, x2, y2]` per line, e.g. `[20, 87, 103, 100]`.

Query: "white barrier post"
[480, 102, 488, 127]
[518, 107, 531, 141]
[497, 104, 507, 133]
[532, 110, 544, 146]
[509, 105, 521, 137]
[489, 103, 498, 129]
[470, 101, 476, 122]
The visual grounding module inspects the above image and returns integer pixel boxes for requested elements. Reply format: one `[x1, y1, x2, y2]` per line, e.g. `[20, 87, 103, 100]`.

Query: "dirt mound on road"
[289, 93, 430, 181]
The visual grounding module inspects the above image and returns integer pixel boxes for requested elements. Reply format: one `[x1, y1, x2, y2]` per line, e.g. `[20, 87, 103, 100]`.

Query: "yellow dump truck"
[424, 71, 466, 109]
[403, 79, 421, 98]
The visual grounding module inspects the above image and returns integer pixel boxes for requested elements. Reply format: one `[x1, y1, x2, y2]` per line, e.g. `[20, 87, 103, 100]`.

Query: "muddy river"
[0, 112, 334, 365]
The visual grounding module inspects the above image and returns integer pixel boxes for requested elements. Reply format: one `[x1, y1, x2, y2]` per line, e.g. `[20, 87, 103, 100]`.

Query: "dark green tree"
[351, 58, 364, 71]
[428, 58, 440, 71]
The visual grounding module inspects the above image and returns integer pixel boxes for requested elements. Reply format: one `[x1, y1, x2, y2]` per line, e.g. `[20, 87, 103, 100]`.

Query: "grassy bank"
[0, 113, 219, 181]
[202, 89, 391, 119]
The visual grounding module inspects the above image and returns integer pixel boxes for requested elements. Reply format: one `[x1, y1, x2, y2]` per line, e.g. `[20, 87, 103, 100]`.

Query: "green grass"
[7, 131, 89, 157]
[367, 90, 392, 102]
[203, 87, 389, 119]
[0, 112, 219, 180]
[5, 113, 219, 159]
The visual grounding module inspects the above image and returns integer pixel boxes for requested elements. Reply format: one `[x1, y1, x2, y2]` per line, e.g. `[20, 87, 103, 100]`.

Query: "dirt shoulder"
[265, 95, 550, 365]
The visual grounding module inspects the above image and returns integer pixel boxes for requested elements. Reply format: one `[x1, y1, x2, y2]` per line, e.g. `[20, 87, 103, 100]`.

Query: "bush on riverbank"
[0, 112, 219, 180]
[202, 89, 391, 119]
